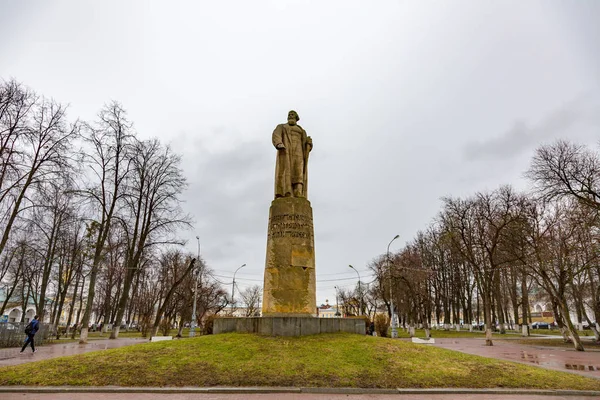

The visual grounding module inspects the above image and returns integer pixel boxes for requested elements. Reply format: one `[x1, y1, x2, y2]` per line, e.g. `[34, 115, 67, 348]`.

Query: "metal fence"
[0, 322, 54, 348]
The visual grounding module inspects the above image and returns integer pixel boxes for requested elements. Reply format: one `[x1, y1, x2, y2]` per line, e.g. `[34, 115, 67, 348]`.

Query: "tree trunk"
[65, 271, 80, 335]
[110, 267, 136, 339]
[494, 270, 506, 334]
[558, 300, 585, 351]
[72, 275, 85, 339]
[520, 271, 530, 336]
[78, 263, 98, 344]
[38, 219, 61, 321]
[484, 293, 493, 346]
[21, 284, 32, 323]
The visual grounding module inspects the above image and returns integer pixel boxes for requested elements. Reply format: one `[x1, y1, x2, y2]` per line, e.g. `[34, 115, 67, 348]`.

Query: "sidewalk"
[0, 337, 147, 367]
[433, 337, 600, 379]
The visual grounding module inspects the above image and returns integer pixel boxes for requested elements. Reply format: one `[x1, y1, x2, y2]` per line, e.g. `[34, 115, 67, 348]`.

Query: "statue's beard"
[288, 119, 296, 125]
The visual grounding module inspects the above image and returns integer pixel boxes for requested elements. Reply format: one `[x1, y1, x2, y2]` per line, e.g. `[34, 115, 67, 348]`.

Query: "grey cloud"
[463, 94, 600, 161]
[3, 0, 600, 304]
[172, 132, 274, 277]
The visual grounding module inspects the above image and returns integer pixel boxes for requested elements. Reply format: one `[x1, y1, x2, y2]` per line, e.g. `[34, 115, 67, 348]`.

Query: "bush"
[374, 314, 390, 337]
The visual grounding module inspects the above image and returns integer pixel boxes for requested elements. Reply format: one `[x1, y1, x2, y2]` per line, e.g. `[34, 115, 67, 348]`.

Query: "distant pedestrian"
[20, 315, 40, 353]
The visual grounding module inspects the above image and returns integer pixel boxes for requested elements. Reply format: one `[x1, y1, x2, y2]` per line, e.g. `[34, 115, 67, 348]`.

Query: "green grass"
[1, 333, 599, 390]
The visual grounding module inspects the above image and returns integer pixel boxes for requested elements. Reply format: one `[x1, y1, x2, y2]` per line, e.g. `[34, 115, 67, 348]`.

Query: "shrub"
[374, 313, 390, 337]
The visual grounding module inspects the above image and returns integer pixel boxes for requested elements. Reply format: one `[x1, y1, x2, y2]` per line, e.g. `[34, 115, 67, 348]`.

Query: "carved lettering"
[268, 213, 313, 239]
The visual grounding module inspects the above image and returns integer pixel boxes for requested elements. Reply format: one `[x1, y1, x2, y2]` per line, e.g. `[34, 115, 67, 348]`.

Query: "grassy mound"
[1, 333, 599, 389]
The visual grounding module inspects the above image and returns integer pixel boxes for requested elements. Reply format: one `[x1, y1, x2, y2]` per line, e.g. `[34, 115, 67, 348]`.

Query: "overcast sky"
[1, 1, 599, 305]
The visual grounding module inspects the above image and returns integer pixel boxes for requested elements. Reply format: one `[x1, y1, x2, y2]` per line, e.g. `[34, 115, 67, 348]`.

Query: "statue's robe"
[272, 123, 310, 198]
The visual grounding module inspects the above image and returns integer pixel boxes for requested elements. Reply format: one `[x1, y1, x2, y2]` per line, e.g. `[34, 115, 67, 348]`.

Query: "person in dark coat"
[20, 315, 40, 353]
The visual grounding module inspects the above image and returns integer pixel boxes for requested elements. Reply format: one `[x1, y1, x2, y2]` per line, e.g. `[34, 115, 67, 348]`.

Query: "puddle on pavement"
[565, 364, 600, 371]
[519, 351, 600, 372]
[520, 351, 540, 364]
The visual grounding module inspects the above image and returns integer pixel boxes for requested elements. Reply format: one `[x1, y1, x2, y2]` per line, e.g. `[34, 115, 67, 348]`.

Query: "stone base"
[213, 317, 366, 336]
[262, 197, 316, 316]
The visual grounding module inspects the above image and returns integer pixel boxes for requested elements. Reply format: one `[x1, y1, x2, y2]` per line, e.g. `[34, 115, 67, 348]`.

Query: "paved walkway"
[0, 337, 147, 367]
[433, 337, 600, 379]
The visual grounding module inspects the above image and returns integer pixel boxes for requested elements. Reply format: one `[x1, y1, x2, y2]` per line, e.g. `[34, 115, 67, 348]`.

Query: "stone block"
[411, 337, 435, 344]
[258, 316, 273, 335]
[300, 317, 319, 336]
[213, 318, 237, 334]
[235, 317, 258, 333]
[339, 318, 355, 333]
[262, 198, 316, 316]
[272, 317, 301, 336]
[150, 336, 172, 342]
[213, 317, 364, 337]
[320, 318, 340, 333]
[355, 320, 366, 335]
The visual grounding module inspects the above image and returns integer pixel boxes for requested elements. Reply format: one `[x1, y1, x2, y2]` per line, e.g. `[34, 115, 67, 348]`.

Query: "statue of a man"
[272, 110, 313, 198]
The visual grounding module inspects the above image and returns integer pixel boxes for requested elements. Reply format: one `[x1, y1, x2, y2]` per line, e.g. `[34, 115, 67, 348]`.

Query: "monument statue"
[262, 110, 317, 317]
[272, 110, 313, 199]
[213, 111, 365, 334]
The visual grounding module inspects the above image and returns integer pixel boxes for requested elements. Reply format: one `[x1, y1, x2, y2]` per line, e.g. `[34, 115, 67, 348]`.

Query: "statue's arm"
[273, 125, 285, 150]
[302, 127, 312, 152]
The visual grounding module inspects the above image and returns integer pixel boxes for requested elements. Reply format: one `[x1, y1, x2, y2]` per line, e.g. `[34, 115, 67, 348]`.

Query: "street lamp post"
[349, 265, 362, 316]
[190, 236, 200, 338]
[334, 286, 341, 317]
[387, 234, 400, 338]
[231, 264, 246, 315]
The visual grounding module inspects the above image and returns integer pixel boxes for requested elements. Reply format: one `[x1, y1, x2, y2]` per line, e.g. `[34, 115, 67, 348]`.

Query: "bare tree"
[527, 140, 600, 333]
[0, 79, 77, 264]
[528, 140, 600, 207]
[150, 250, 196, 337]
[110, 139, 191, 339]
[77, 102, 133, 343]
[520, 199, 592, 350]
[441, 187, 522, 345]
[239, 285, 262, 317]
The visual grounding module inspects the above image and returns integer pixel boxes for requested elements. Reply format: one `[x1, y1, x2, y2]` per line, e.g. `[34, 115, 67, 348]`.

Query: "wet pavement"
[0, 337, 148, 366]
[433, 337, 600, 379]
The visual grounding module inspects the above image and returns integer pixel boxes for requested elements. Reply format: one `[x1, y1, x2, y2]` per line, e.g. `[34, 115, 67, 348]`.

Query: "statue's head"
[287, 110, 299, 125]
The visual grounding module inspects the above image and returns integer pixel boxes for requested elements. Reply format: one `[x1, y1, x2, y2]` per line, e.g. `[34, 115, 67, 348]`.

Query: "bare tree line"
[0, 79, 229, 342]
[338, 140, 600, 351]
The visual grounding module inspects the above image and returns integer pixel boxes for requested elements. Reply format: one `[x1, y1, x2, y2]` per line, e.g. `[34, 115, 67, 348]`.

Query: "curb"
[1, 386, 600, 396]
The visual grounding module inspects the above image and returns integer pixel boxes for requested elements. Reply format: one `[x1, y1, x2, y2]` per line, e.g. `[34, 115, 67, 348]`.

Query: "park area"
[1, 332, 600, 391]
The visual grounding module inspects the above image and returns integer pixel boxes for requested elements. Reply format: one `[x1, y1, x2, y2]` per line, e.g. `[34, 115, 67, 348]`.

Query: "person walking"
[20, 315, 40, 353]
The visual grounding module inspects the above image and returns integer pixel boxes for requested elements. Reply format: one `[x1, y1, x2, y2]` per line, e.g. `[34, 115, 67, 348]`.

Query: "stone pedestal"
[262, 197, 316, 317]
[213, 316, 366, 336]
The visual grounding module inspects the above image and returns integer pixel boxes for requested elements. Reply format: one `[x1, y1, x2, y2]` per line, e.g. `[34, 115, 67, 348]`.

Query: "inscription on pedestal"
[263, 197, 317, 316]
[268, 213, 313, 239]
